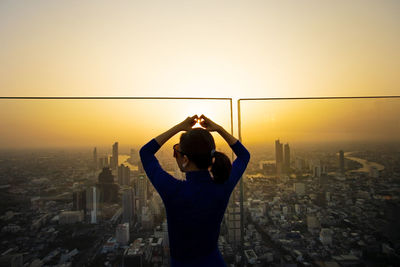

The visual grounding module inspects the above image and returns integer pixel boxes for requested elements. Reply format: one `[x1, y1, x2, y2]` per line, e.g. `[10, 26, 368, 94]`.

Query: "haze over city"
[0, 1, 399, 266]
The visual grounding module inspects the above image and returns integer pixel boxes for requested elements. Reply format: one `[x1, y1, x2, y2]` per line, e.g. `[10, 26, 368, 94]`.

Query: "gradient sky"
[0, 1, 399, 148]
[1, 0, 399, 98]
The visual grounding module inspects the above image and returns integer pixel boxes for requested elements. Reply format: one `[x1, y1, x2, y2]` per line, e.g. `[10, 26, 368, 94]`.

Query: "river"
[344, 152, 384, 173]
[107, 154, 138, 170]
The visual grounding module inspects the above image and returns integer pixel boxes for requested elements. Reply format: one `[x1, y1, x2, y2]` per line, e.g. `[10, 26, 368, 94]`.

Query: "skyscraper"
[118, 164, 131, 185]
[112, 142, 119, 170]
[136, 175, 148, 216]
[99, 156, 109, 169]
[122, 188, 135, 226]
[86, 186, 100, 224]
[284, 143, 290, 174]
[93, 147, 98, 171]
[97, 167, 119, 203]
[73, 189, 87, 216]
[225, 188, 241, 249]
[339, 150, 345, 174]
[275, 139, 283, 176]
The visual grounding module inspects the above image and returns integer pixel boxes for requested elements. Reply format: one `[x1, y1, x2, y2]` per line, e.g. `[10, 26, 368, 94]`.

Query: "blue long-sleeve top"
[139, 138, 250, 264]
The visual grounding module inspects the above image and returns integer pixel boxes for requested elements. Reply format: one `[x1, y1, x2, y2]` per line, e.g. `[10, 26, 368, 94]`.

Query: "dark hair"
[180, 128, 232, 184]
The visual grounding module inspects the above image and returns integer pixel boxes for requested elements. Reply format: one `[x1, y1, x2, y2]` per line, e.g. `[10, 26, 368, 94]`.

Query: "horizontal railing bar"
[0, 96, 232, 100]
[238, 95, 400, 101]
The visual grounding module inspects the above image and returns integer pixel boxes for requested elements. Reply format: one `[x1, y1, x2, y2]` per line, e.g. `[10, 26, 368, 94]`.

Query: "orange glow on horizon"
[0, 2, 399, 149]
[0, 98, 399, 149]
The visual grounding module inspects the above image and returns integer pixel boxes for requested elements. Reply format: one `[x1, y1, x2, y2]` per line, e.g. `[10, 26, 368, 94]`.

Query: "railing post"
[237, 99, 245, 265]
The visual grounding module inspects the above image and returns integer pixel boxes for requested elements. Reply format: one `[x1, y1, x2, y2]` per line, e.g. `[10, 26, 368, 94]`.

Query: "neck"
[184, 162, 201, 172]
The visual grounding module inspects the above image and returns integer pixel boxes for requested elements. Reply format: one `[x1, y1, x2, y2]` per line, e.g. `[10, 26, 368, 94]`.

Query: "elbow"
[139, 145, 147, 161]
[244, 151, 251, 165]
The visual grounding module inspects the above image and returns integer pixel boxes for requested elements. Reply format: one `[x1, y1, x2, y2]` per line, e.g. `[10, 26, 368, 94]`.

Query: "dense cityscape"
[0, 139, 399, 266]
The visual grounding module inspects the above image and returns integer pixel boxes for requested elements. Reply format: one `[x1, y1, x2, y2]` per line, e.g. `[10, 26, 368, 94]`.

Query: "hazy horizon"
[1, 98, 399, 149]
[1, 1, 399, 149]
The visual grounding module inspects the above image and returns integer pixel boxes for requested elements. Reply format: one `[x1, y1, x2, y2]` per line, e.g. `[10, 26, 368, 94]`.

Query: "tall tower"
[118, 164, 131, 186]
[284, 143, 290, 174]
[112, 142, 119, 170]
[86, 186, 99, 224]
[73, 189, 87, 216]
[225, 189, 241, 249]
[97, 167, 119, 203]
[122, 188, 135, 226]
[93, 147, 98, 171]
[275, 140, 283, 176]
[136, 175, 148, 217]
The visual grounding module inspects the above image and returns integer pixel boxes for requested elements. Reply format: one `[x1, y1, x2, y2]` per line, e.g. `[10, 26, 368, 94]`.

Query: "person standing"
[140, 115, 250, 266]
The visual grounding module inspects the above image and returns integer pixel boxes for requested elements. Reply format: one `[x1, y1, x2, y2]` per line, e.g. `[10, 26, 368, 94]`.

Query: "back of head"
[180, 128, 232, 183]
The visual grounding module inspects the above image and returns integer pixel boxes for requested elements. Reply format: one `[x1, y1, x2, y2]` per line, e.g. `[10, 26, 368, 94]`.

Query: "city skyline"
[1, 1, 399, 265]
[1, 97, 399, 149]
[1, 132, 398, 265]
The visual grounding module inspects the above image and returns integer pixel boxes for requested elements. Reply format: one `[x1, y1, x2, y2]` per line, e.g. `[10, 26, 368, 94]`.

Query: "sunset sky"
[0, 1, 399, 148]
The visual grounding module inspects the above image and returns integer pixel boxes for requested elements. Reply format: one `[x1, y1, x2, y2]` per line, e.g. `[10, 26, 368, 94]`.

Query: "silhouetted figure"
[140, 115, 250, 266]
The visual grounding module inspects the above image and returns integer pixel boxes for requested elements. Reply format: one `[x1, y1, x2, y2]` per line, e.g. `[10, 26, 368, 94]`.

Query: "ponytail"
[179, 128, 232, 184]
[210, 151, 232, 184]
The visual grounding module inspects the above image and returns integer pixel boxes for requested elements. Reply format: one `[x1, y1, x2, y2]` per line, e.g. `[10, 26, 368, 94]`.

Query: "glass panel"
[240, 98, 400, 266]
[0, 98, 232, 266]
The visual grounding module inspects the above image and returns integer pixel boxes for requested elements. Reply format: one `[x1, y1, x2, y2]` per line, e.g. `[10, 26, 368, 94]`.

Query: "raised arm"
[154, 115, 199, 146]
[199, 115, 238, 145]
[139, 115, 198, 199]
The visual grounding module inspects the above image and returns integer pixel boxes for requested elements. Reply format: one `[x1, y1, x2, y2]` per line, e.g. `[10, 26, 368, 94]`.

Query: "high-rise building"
[118, 164, 131, 185]
[312, 164, 322, 178]
[136, 175, 148, 215]
[225, 189, 241, 249]
[295, 157, 305, 171]
[112, 142, 119, 170]
[99, 167, 114, 184]
[99, 156, 109, 169]
[86, 186, 100, 224]
[275, 140, 283, 176]
[284, 143, 290, 174]
[97, 167, 119, 203]
[109, 156, 114, 169]
[73, 189, 86, 216]
[122, 188, 135, 226]
[339, 150, 345, 174]
[93, 147, 98, 171]
[116, 223, 130, 245]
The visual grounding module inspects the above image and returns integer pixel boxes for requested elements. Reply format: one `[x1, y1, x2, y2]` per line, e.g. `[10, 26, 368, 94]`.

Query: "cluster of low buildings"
[240, 148, 400, 266]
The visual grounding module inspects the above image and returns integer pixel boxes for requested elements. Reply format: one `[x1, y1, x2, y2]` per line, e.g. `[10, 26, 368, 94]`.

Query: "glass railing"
[1, 96, 399, 266]
[238, 96, 400, 266]
[0, 97, 234, 267]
